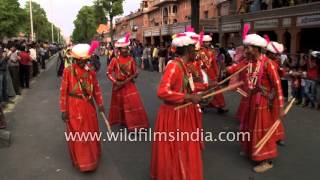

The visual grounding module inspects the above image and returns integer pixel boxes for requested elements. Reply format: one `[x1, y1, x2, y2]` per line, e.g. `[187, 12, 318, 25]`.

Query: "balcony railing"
[143, 21, 190, 37]
[142, 18, 220, 37]
[153, 0, 178, 7]
[221, 2, 320, 23]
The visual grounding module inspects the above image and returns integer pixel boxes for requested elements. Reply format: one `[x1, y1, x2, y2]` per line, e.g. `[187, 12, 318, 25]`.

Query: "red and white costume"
[107, 35, 149, 131]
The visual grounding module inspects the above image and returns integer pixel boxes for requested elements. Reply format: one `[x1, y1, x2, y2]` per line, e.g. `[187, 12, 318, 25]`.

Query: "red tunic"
[228, 53, 248, 123]
[228, 60, 250, 125]
[107, 55, 149, 131]
[151, 58, 204, 180]
[270, 60, 286, 142]
[227, 55, 284, 161]
[307, 61, 318, 80]
[198, 48, 226, 108]
[19, 51, 32, 65]
[60, 64, 104, 172]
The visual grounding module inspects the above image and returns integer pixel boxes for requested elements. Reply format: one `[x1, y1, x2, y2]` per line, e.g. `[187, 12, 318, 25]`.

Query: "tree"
[72, 6, 99, 43]
[94, 4, 108, 25]
[0, 0, 25, 39]
[94, 0, 124, 40]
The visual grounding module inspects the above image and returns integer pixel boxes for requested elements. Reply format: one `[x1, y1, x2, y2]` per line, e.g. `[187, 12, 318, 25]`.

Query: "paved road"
[0, 56, 319, 180]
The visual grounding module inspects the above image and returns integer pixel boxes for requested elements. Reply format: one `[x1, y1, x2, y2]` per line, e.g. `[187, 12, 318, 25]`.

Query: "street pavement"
[0, 56, 319, 180]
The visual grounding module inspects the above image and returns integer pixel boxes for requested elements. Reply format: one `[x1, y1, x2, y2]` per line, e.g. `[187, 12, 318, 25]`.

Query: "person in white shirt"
[279, 51, 290, 101]
[29, 43, 38, 77]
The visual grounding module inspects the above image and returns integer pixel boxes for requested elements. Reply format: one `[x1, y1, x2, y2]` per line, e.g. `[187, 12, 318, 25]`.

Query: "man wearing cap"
[198, 35, 228, 113]
[151, 32, 204, 180]
[106, 34, 149, 131]
[59, 43, 105, 172]
[227, 34, 284, 173]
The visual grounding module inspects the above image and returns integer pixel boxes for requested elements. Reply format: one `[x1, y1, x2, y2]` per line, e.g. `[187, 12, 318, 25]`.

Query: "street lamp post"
[57, 28, 60, 44]
[29, 0, 34, 42]
[50, 0, 54, 43]
[51, 23, 54, 43]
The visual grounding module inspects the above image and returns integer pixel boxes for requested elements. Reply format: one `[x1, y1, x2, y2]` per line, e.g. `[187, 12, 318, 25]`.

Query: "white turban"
[203, 35, 212, 42]
[115, 37, 130, 48]
[243, 34, 268, 48]
[172, 33, 198, 47]
[311, 51, 320, 58]
[266, 41, 284, 54]
[71, 44, 91, 60]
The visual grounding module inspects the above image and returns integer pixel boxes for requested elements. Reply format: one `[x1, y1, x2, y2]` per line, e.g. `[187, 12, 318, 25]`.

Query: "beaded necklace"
[247, 55, 263, 90]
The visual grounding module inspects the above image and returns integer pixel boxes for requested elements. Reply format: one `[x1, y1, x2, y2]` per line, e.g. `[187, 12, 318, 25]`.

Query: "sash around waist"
[68, 93, 95, 105]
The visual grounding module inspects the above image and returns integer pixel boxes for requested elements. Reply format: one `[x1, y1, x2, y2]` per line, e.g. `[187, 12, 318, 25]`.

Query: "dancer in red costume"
[60, 43, 105, 172]
[226, 33, 284, 173]
[107, 33, 149, 131]
[186, 57, 209, 93]
[232, 46, 249, 124]
[198, 35, 228, 113]
[265, 41, 287, 145]
[151, 32, 204, 180]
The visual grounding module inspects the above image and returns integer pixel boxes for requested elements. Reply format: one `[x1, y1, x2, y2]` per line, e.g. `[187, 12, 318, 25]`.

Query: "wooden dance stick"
[254, 98, 295, 148]
[217, 64, 249, 86]
[174, 81, 244, 110]
[236, 88, 248, 97]
[100, 112, 113, 134]
[253, 98, 296, 155]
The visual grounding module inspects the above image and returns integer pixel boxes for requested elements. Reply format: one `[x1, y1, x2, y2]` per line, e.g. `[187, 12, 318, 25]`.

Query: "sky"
[18, 0, 141, 37]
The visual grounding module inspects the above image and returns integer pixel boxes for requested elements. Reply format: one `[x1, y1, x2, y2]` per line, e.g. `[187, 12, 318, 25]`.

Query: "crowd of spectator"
[0, 40, 59, 129]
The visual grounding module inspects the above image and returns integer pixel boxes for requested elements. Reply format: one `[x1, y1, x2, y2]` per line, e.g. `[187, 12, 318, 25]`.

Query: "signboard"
[152, 28, 160, 36]
[144, 30, 152, 37]
[282, 18, 292, 27]
[131, 32, 137, 39]
[254, 19, 278, 30]
[203, 26, 218, 32]
[161, 26, 169, 35]
[221, 23, 241, 32]
[171, 25, 185, 34]
[297, 14, 320, 27]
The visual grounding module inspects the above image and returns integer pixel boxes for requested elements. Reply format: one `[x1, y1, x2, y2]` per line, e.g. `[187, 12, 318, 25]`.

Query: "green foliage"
[72, 6, 99, 43]
[95, 0, 124, 18]
[0, 0, 63, 42]
[94, 0, 124, 39]
[71, 0, 124, 42]
[0, 0, 25, 38]
[94, 4, 108, 25]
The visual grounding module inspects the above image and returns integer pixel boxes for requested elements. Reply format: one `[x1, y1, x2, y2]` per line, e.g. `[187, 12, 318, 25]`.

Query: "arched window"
[163, 7, 169, 25]
[163, 7, 169, 17]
